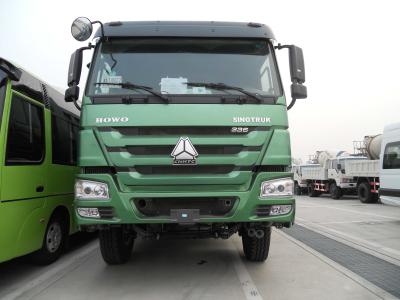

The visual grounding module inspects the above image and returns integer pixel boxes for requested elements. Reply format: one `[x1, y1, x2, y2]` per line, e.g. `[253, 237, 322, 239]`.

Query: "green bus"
[0, 58, 80, 264]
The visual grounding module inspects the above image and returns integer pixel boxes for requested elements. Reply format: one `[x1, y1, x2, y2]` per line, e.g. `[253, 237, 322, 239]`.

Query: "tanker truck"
[346, 135, 382, 203]
[301, 150, 367, 199]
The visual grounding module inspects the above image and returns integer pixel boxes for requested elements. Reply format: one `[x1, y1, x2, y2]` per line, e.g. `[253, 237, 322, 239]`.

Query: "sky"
[1, 0, 399, 162]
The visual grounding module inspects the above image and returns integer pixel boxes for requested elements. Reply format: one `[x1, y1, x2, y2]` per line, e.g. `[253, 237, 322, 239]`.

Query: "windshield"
[87, 38, 281, 98]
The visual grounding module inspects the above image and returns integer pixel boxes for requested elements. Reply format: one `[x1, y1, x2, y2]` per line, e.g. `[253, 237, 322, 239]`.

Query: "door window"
[5, 94, 45, 164]
[383, 142, 400, 169]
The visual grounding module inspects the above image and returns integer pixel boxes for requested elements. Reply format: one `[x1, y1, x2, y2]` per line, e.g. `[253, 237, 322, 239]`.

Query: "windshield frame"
[84, 37, 283, 104]
[0, 70, 8, 128]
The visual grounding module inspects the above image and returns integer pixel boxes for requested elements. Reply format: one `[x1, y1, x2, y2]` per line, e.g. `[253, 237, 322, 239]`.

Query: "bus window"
[52, 115, 79, 165]
[383, 142, 400, 169]
[5, 94, 44, 164]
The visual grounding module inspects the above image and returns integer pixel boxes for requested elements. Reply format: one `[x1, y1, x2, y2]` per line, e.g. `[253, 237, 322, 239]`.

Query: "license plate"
[170, 209, 200, 223]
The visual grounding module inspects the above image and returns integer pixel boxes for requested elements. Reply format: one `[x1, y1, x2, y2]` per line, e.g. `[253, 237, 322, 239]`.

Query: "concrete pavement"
[1, 195, 400, 300]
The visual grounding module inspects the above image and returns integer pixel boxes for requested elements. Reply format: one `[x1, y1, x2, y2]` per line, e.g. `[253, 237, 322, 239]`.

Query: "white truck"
[292, 164, 319, 195]
[379, 122, 400, 206]
[345, 135, 382, 203]
[301, 151, 367, 199]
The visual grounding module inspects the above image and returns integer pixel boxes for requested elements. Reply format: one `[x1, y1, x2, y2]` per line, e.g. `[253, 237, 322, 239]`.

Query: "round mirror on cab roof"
[71, 17, 93, 41]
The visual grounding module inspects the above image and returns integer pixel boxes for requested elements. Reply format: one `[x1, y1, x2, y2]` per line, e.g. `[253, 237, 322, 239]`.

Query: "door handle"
[36, 186, 44, 193]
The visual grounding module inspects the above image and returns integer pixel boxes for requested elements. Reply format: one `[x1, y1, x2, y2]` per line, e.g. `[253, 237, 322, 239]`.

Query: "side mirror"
[291, 83, 307, 99]
[65, 45, 93, 103]
[289, 46, 305, 84]
[71, 17, 93, 42]
[276, 44, 307, 109]
[67, 49, 83, 87]
[288, 46, 307, 100]
[65, 85, 80, 102]
[337, 163, 342, 170]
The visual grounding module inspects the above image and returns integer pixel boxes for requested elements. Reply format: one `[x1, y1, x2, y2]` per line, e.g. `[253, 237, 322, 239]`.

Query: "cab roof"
[94, 21, 275, 40]
[384, 122, 400, 133]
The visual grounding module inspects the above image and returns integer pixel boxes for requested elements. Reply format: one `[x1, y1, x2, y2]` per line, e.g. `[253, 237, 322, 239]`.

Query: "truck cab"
[328, 157, 366, 188]
[293, 164, 317, 195]
[65, 19, 307, 264]
[379, 123, 400, 206]
[325, 156, 367, 198]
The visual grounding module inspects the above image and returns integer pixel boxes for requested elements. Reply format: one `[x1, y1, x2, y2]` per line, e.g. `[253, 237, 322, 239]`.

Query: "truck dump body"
[301, 165, 327, 180]
[346, 160, 379, 177]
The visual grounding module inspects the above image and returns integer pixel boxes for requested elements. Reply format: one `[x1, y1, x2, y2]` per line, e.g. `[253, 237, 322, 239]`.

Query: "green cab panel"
[76, 100, 294, 226]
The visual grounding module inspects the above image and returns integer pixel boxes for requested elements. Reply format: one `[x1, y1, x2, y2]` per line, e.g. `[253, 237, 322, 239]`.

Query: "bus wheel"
[30, 213, 67, 265]
[99, 226, 134, 265]
[329, 183, 343, 199]
[358, 182, 375, 203]
[308, 183, 320, 197]
[242, 226, 271, 262]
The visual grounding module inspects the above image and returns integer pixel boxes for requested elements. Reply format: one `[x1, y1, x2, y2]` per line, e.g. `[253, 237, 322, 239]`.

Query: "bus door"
[0, 91, 48, 259]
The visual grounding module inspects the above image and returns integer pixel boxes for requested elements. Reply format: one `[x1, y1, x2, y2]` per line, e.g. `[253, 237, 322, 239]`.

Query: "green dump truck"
[65, 18, 307, 264]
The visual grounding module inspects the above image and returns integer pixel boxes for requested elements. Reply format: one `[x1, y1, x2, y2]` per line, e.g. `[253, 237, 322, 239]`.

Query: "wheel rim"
[46, 222, 63, 253]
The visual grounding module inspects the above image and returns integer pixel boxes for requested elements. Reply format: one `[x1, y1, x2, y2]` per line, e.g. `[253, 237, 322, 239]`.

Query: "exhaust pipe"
[255, 229, 265, 239]
[247, 228, 256, 237]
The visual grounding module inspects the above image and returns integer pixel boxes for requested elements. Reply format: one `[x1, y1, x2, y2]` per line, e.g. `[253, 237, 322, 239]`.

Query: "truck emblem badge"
[171, 137, 198, 165]
[95, 117, 129, 123]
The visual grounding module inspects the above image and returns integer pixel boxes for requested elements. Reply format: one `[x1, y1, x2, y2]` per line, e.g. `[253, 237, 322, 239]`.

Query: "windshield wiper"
[186, 82, 263, 103]
[95, 82, 169, 103]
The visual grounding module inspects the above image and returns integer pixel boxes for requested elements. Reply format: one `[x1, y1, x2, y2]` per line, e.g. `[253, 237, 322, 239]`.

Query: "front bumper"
[74, 172, 295, 226]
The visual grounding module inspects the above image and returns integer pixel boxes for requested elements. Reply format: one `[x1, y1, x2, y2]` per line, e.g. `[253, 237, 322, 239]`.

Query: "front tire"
[30, 213, 68, 265]
[295, 183, 302, 195]
[99, 226, 134, 265]
[358, 182, 376, 203]
[242, 227, 271, 262]
[330, 182, 343, 199]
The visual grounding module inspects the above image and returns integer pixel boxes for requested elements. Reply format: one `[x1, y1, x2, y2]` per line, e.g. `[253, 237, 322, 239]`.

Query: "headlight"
[260, 178, 293, 198]
[75, 180, 109, 199]
[77, 207, 100, 218]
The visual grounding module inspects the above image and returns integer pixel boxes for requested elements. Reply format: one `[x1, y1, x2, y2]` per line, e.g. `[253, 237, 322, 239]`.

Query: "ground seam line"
[231, 241, 264, 300]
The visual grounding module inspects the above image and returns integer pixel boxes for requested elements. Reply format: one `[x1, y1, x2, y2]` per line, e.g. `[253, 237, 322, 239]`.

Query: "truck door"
[0, 91, 47, 259]
[380, 140, 400, 204]
[328, 159, 338, 178]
